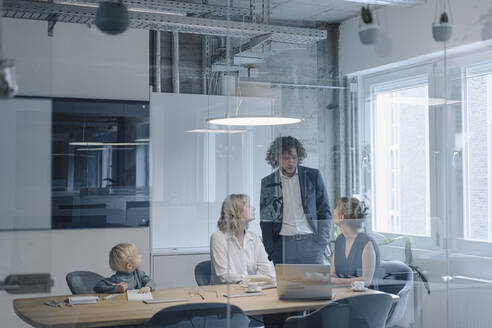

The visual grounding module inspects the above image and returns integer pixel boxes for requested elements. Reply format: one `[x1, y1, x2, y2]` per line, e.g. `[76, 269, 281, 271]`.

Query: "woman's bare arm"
[331, 242, 376, 286]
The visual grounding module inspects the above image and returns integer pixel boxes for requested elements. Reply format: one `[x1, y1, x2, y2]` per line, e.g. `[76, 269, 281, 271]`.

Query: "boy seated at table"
[94, 242, 155, 294]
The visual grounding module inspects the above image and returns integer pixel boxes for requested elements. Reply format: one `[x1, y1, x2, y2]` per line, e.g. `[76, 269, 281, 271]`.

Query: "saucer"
[245, 288, 262, 293]
[351, 287, 368, 292]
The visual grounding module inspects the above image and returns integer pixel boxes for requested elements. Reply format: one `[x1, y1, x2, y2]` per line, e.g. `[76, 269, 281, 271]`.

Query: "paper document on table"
[127, 290, 153, 301]
[68, 296, 100, 305]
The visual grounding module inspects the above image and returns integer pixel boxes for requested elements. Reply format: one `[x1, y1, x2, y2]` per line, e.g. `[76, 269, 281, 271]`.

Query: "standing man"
[260, 136, 331, 264]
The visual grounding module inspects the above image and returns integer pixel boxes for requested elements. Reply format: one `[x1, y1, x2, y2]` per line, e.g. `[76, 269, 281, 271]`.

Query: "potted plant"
[359, 5, 380, 45]
[432, 0, 453, 42]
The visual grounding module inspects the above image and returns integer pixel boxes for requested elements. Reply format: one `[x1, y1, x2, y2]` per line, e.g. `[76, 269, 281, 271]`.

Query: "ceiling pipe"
[263, 0, 270, 24]
[202, 36, 209, 95]
[172, 31, 180, 93]
[153, 30, 161, 93]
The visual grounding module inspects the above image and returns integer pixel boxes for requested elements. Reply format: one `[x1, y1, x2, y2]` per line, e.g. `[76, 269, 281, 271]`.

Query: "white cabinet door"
[3, 18, 149, 100]
[0, 98, 52, 230]
[150, 93, 274, 250]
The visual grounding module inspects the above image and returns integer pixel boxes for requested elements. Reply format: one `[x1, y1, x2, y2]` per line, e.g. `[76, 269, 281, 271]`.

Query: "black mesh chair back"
[336, 293, 394, 328]
[144, 302, 250, 328]
[66, 271, 104, 294]
[284, 301, 369, 328]
[379, 261, 414, 327]
[194, 260, 212, 286]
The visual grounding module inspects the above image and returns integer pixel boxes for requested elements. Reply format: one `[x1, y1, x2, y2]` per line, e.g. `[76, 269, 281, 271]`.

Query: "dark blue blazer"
[259, 165, 332, 261]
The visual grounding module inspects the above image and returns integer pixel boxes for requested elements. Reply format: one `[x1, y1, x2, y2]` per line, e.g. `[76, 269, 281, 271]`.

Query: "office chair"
[66, 271, 104, 294]
[144, 302, 250, 328]
[285, 293, 393, 328]
[336, 293, 393, 328]
[284, 301, 370, 328]
[194, 260, 212, 286]
[379, 260, 414, 327]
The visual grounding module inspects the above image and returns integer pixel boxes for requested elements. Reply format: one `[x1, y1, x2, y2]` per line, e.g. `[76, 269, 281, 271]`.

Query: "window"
[360, 49, 492, 252]
[463, 63, 492, 242]
[370, 76, 431, 237]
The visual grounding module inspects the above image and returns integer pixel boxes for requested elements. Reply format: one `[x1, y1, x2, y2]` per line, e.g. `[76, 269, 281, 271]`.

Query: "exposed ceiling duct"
[1, 0, 326, 44]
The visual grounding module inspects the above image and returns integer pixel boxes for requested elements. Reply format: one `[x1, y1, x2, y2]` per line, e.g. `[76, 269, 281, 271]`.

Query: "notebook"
[127, 289, 153, 301]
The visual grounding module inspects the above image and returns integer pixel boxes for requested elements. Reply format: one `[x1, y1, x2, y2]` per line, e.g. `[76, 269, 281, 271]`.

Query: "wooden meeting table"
[13, 284, 399, 328]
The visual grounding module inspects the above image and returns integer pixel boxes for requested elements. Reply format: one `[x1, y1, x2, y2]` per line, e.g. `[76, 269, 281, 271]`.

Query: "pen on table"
[104, 294, 118, 300]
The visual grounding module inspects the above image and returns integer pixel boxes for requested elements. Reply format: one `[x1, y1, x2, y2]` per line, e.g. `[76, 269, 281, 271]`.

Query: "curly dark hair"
[265, 136, 307, 169]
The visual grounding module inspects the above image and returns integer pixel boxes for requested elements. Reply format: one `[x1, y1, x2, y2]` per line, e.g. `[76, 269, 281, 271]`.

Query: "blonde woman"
[210, 194, 275, 284]
[331, 197, 380, 288]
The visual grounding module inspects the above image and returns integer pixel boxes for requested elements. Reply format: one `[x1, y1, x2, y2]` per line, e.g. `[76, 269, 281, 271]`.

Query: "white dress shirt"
[210, 230, 275, 284]
[279, 168, 314, 236]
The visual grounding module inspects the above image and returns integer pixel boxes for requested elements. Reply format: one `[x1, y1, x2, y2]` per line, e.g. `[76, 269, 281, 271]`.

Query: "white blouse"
[210, 230, 275, 284]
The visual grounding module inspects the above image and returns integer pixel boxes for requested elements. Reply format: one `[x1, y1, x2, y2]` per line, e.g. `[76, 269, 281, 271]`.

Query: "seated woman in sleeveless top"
[331, 197, 381, 288]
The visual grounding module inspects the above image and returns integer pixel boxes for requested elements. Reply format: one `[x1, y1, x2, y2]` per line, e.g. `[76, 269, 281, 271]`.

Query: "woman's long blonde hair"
[217, 194, 249, 234]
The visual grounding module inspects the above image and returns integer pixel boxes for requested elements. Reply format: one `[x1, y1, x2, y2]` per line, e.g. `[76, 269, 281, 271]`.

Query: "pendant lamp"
[207, 116, 301, 126]
[95, 0, 129, 35]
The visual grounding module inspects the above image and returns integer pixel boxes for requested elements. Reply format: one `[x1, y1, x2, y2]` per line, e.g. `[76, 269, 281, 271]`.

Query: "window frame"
[360, 65, 443, 250]
[459, 59, 492, 246]
[359, 47, 492, 255]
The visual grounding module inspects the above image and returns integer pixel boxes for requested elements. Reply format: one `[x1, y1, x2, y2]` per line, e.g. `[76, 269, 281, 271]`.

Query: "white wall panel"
[152, 252, 209, 289]
[0, 98, 51, 230]
[339, 0, 492, 75]
[2, 18, 149, 100]
[150, 93, 274, 251]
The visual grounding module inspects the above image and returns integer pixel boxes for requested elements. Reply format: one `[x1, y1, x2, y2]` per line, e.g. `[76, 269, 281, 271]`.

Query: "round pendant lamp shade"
[207, 116, 302, 126]
[95, 1, 129, 35]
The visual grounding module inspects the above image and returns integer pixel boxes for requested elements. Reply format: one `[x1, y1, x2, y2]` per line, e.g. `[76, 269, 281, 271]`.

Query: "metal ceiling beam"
[2, 0, 326, 44]
[58, 0, 251, 17]
[212, 33, 272, 65]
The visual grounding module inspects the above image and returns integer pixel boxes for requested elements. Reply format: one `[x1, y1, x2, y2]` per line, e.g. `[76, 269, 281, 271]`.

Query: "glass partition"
[2, 1, 492, 328]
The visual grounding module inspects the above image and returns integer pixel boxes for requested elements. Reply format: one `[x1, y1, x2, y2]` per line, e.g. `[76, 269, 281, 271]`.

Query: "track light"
[95, 1, 129, 35]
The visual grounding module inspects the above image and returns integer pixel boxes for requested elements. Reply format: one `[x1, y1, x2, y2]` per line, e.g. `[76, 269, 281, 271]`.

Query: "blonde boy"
[94, 243, 155, 293]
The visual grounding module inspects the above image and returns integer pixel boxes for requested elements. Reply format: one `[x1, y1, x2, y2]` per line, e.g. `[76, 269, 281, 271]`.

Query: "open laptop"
[275, 264, 333, 300]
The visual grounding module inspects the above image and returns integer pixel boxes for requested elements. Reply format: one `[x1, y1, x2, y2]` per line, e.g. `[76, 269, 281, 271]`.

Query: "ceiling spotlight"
[95, 0, 129, 35]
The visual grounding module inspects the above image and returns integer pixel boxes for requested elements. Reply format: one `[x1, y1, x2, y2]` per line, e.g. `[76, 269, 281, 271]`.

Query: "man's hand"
[138, 286, 151, 294]
[113, 282, 128, 293]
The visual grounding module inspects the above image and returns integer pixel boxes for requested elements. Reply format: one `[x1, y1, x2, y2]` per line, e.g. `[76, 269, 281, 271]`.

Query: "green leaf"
[361, 6, 373, 24]
[439, 12, 449, 24]
[410, 265, 431, 295]
[379, 235, 405, 246]
[404, 237, 413, 265]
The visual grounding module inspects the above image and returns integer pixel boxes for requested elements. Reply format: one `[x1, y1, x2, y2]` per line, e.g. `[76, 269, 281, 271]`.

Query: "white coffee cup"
[351, 281, 365, 291]
[247, 282, 260, 292]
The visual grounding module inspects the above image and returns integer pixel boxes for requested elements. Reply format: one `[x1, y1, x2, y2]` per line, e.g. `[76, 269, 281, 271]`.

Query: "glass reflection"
[51, 98, 149, 228]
